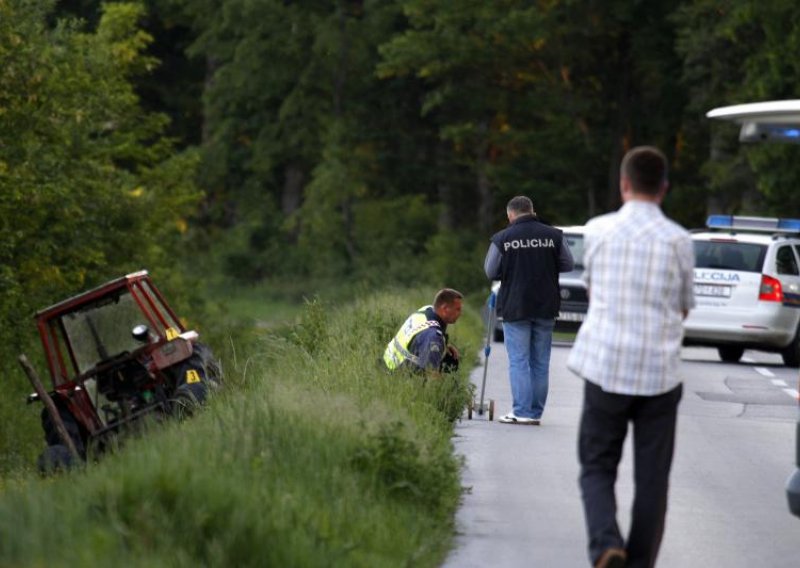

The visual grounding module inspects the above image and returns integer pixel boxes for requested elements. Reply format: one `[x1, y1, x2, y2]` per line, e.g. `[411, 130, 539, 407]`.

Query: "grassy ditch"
[0, 289, 481, 567]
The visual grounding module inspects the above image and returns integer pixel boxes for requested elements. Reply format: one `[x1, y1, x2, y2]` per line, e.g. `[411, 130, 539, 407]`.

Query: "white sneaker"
[499, 412, 540, 425]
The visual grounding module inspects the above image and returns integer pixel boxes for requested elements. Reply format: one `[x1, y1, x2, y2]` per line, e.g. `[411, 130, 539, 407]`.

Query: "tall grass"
[0, 289, 481, 567]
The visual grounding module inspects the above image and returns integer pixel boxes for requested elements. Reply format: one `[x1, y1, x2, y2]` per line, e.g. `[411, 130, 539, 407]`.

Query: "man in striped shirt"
[567, 146, 695, 568]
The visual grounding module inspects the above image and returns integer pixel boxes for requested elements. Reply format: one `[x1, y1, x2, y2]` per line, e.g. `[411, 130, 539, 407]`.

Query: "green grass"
[0, 288, 482, 567]
[204, 281, 304, 326]
[553, 330, 578, 342]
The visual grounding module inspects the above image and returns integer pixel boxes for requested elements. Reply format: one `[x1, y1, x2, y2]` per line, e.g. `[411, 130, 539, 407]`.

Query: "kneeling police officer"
[383, 288, 463, 375]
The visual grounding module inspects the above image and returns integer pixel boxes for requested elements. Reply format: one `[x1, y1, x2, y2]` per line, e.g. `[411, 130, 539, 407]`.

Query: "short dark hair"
[506, 196, 534, 215]
[620, 146, 668, 196]
[434, 288, 463, 309]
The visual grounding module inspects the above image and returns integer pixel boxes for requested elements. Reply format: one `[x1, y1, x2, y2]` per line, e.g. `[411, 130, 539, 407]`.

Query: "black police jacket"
[490, 215, 563, 321]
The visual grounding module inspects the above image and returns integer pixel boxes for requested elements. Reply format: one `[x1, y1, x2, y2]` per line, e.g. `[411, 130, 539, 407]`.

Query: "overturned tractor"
[21, 271, 221, 472]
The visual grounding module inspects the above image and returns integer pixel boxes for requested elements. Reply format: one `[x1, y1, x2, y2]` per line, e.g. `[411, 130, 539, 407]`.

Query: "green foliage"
[289, 296, 329, 357]
[0, 0, 199, 300]
[424, 231, 487, 293]
[352, 420, 461, 510]
[0, 288, 481, 567]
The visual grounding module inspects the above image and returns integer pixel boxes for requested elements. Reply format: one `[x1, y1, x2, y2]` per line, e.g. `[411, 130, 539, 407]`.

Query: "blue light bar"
[778, 218, 800, 231]
[706, 215, 800, 233]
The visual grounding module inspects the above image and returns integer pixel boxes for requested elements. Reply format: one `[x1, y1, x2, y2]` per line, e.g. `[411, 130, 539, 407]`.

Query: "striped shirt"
[567, 201, 695, 395]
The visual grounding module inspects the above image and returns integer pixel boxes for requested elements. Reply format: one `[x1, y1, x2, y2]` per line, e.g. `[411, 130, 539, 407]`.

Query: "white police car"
[683, 215, 800, 366]
[491, 225, 587, 341]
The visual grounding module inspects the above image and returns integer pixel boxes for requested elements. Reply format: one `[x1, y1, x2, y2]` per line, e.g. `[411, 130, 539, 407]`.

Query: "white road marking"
[782, 388, 799, 400]
[747, 362, 796, 399]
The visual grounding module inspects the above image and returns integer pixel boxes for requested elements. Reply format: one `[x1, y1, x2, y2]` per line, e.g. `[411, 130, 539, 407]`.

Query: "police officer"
[383, 288, 463, 374]
[484, 196, 573, 424]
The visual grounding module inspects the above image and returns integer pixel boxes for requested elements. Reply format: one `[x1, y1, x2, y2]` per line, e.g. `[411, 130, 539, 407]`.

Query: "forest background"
[3, 0, 800, 471]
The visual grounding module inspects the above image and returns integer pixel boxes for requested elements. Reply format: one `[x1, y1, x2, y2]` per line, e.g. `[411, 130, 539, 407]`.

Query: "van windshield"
[693, 241, 766, 273]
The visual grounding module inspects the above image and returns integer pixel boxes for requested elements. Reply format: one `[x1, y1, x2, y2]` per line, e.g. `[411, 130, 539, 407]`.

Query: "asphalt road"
[443, 341, 799, 568]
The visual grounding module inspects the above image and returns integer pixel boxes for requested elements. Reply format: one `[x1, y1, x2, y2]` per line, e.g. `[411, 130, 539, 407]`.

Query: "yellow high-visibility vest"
[383, 306, 441, 370]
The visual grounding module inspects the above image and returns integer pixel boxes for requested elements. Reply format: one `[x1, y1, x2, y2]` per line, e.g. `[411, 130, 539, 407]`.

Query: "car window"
[693, 241, 766, 272]
[776, 246, 800, 275]
[564, 232, 585, 268]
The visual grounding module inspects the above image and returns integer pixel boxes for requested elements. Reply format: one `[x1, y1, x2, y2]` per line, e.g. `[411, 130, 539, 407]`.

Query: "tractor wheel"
[41, 405, 86, 459]
[169, 384, 201, 419]
[193, 342, 223, 386]
[37, 444, 76, 475]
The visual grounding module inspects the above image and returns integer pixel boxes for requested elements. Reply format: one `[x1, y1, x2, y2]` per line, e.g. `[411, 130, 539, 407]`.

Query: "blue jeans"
[502, 318, 555, 419]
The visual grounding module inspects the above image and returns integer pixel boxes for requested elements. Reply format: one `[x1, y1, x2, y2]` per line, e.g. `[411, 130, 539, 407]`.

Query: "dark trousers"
[578, 380, 682, 568]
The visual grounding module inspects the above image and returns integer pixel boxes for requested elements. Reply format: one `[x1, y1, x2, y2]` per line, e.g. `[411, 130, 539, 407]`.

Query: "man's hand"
[447, 344, 460, 360]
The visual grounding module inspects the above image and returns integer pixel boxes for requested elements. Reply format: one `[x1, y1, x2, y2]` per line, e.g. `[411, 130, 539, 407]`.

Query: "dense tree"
[377, 0, 689, 232]
[169, 0, 449, 283]
[8, 0, 800, 300]
[0, 0, 200, 354]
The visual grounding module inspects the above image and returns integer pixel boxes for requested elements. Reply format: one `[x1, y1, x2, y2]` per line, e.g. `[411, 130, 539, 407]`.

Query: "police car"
[491, 225, 587, 340]
[683, 215, 800, 366]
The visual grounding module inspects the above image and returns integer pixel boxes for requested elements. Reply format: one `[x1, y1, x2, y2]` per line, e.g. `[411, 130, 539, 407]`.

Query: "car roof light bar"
[706, 215, 800, 233]
[706, 100, 800, 123]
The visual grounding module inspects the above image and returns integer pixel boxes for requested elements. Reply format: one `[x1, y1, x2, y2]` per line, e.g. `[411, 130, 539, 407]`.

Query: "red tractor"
[24, 270, 221, 472]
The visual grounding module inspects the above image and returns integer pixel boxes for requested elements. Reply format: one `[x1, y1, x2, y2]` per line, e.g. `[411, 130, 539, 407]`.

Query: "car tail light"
[759, 275, 783, 302]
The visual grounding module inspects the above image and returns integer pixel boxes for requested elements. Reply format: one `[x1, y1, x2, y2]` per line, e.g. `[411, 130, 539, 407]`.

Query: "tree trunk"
[605, 32, 632, 213]
[333, 4, 357, 266]
[476, 165, 492, 236]
[476, 120, 493, 235]
[282, 164, 305, 242]
[437, 140, 455, 231]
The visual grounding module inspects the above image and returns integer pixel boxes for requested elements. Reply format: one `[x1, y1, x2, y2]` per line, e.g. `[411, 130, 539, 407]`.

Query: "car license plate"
[558, 311, 585, 322]
[694, 283, 732, 298]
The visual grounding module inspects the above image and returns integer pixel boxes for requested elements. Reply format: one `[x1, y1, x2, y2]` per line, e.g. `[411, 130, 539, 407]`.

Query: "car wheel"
[782, 330, 800, 367]
[493, 328, 504, 342]
[718, 346, 744, 363]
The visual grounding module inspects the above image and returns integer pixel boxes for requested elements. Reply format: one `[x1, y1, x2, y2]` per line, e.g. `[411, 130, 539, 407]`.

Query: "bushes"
[352, 420, 462, 512]
[0, 288, 481, 567]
